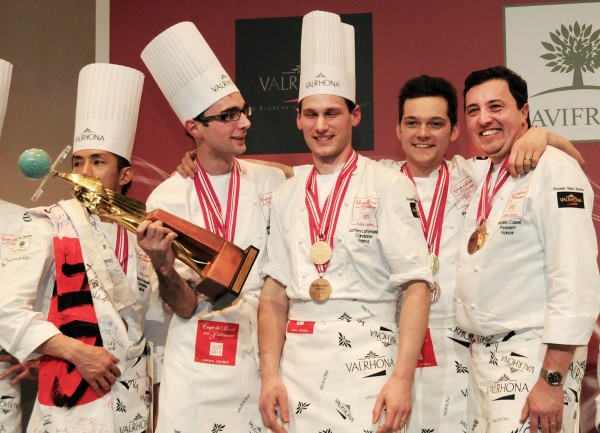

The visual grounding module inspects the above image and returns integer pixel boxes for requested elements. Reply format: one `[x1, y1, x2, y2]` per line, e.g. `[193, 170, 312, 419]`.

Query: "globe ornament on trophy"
[20, 145, 257, 310]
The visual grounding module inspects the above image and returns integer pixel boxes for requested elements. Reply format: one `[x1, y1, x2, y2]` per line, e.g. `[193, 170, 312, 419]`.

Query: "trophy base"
[198, 245, 259, 310]
[145, 209, 260, 310]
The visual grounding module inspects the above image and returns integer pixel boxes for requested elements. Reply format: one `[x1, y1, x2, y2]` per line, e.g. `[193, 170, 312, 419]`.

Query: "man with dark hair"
[456, 65, 599, 433]
[136, 22, 284, 432]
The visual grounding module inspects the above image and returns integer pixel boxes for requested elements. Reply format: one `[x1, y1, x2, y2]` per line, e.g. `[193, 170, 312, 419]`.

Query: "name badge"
[287, 320, 315, 334]
[416, 328, 438, 368]
[195, 320, 239, 366]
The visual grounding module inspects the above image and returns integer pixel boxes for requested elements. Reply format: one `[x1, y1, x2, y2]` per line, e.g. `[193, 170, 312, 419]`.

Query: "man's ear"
[119, 166, 133, 186]
[351, 104, 362, 127]
[450, 122, 461, 143]
[185, 119, 203, 139]
[521, 103, 530, 126]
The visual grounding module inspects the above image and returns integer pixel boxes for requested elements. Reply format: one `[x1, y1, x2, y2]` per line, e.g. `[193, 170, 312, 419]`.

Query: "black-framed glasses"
[195, 106, 253, 124]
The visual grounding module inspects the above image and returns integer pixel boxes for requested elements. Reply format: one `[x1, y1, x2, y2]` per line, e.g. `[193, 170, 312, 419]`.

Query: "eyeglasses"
[195, 106, 253, 124]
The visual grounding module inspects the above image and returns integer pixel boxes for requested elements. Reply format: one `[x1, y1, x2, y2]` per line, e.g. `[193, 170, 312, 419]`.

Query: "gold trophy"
[26, 146, 257, 309]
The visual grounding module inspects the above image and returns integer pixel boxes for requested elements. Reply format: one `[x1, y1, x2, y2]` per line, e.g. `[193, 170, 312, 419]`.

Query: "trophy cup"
[25, 146, 258, 310]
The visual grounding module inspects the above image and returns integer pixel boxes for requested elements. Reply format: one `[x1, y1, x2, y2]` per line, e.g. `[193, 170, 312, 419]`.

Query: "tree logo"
[535, 21, 600, 96]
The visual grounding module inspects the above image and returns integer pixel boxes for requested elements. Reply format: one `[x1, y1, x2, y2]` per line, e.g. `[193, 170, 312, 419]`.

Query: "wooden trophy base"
[146, 209, 259, 309]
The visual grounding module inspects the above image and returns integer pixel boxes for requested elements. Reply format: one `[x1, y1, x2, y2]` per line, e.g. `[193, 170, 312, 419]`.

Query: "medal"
[305, 151, 358, 302]
[428, 252, 439, 274]
[402, 162, 449, 278]
[467, 223, 487, 255]
[309, 278, 332, 302]
[309, 240, 332, 265]
[430, 281, 441, 303]
[468, 158, 510, 254]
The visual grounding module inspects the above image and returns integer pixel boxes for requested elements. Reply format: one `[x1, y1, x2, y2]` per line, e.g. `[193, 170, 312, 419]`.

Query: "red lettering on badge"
[287, 320, 315, 334]
[195, 320, 239, 366]
[416, 328, 437, 368]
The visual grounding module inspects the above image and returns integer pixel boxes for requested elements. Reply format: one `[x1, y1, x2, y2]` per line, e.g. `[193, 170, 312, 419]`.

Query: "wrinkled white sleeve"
[0, 217, 60, 361]
[259, 185, 291, 288]
[537, 158, 600, 344]
[380, 174, 433, 289]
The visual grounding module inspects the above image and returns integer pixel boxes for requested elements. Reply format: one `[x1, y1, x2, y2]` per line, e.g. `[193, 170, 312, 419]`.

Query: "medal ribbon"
[193, 158, 241, 242]
[476, 157, 510, 227]
[305, 150, 358, 275]
[115, 225, 128, 273]
[401, 162, 449, 257]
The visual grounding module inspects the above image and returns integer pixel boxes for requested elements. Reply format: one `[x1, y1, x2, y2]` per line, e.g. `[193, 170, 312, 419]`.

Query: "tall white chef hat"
[141, 21, 239, 125]
[0, 59, 13, 143]
[299, 11, 356, 103]
[73, 63, 144, 162]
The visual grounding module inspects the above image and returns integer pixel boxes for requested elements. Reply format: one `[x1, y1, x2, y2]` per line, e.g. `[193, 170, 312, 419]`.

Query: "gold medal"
[309, 277, 332, 302]
[430, 281, 441, 303]
[309, 240, 332, 265]
[467, 223, 487, 255]
[428, 252, 439, 274]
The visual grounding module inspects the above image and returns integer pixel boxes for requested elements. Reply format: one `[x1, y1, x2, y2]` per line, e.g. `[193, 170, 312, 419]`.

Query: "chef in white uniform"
[0, 63, 151, 433]
[0, 57, 30, 433]
[258, 11, 433, 433]
[137, 22, 285, 433]
[456, 65, 600, 433]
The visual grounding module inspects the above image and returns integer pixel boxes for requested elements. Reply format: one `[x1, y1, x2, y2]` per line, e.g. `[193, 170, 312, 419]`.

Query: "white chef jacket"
[0, 199, 26, 433]
[0, 199, 151, 432]
[147, 159, 285, 433]
[261, 154, 433, 431]
[263, 154, 432, 306]
[380, 156, 488, 326]
[456, 146, 600, 343]
[378, 156, 487, 433]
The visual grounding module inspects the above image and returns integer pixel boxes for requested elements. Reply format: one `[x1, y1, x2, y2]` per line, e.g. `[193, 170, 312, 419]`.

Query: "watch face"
[547, 370, 563, 386]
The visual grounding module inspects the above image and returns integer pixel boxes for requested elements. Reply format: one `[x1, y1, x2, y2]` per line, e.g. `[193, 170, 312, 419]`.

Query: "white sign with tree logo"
[504, 1, 600, 142]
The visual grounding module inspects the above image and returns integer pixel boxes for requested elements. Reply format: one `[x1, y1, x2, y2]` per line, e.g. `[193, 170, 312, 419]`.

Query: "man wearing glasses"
[136, 22, 284, 432]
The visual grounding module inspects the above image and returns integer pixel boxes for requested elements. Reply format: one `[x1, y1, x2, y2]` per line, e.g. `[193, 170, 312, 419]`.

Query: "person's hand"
[176, 150, 198, 179]
[372, 374, 412, 433]
[0, 354, 40, 384]
[136, 220, 178, 274]
[70, 343, 121, 396]
[508, 127, 547, 177]
[520, 379, 564, 433]
[259, 376, 289, 433]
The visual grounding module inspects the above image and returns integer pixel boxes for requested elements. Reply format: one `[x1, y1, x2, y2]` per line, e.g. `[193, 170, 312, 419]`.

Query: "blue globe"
[18, 148, 52, 180]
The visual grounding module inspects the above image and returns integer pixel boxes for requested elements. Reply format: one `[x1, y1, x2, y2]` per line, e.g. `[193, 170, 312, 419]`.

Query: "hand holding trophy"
[19, 146, 257, 309]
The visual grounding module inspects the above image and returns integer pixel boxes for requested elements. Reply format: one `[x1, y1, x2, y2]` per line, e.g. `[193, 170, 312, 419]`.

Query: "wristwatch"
[539, 368, 565, 386]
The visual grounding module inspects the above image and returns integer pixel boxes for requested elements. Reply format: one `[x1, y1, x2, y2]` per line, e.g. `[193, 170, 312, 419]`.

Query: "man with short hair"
[456, 65, 600, 433]
[257, 11, 433, 433]
[0, 63, 151, 432]
[136, 22, 285, 432]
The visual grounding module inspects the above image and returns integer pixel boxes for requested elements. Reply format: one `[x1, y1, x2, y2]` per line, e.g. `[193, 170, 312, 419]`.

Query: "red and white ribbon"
[305, 150, 358, 275]
[193, 158, 241, 242]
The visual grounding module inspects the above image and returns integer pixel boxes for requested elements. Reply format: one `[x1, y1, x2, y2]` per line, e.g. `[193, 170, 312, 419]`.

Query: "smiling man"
[136, 22, 284, 433]
[455, 65, 600, 433]
[257, 11, 433, 433]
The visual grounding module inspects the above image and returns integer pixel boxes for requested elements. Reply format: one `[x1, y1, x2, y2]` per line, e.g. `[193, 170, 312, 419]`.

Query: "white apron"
[0, 357, 21, 433]
[0, 201, 26, 433]
[156, 295, 262, 433]
[468, 330, 586, 433]
[28, 201, 150, 433]
[282, 299, 400, 432]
